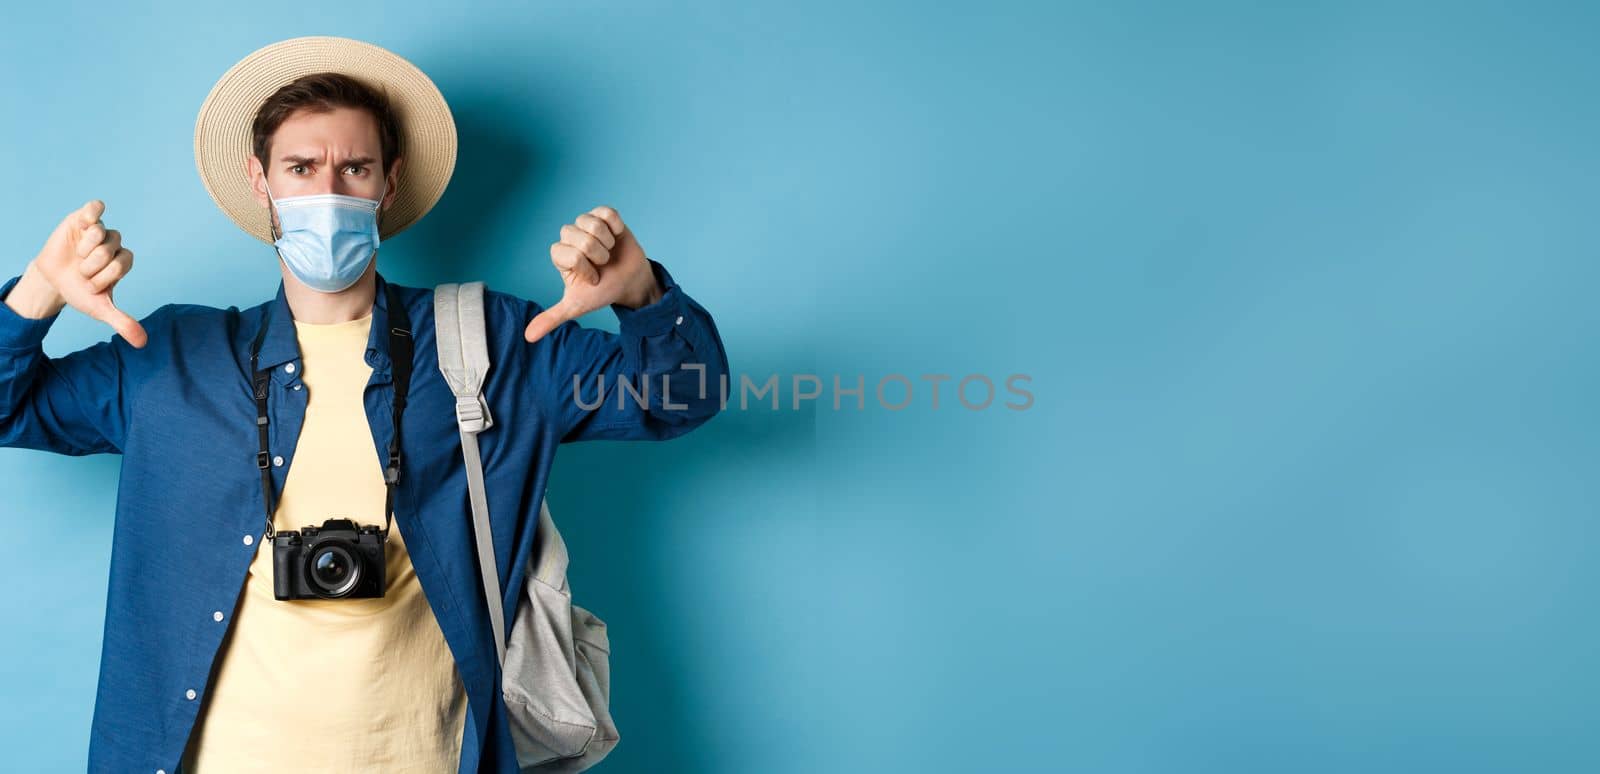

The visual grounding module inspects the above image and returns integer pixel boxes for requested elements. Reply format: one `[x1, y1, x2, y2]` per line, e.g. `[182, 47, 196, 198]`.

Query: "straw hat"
[194, 35, 457, 245]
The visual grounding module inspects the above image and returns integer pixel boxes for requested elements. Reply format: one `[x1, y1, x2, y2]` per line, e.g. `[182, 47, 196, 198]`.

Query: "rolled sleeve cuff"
[0, 273, 62, 351]
[611, 258, 686, 338]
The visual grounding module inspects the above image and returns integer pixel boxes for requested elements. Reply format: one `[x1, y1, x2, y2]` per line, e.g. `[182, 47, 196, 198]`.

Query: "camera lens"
[307, 543, 361, 598]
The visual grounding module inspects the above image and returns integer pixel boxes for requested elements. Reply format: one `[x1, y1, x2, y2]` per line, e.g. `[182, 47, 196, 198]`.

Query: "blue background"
[2, 1, 1596, 771]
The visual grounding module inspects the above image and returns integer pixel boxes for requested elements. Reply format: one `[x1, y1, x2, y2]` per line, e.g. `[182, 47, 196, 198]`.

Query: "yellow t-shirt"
[181, 312, 468, 773]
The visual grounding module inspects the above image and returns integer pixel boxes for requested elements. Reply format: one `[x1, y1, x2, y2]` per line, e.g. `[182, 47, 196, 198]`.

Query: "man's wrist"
[617, 282, 664, 310]
[5, 262, 67, 320]
[614, 260, 666, 310]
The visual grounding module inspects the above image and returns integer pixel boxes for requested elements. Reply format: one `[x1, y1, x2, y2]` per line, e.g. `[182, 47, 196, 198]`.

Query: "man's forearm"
[4, 262, 67, 320]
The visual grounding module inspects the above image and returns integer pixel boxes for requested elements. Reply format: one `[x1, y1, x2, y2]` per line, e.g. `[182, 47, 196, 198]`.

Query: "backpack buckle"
[455, 395, 493, 433]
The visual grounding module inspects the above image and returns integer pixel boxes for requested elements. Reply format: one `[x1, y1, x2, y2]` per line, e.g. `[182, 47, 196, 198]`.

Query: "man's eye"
[290, 165, 307, 174]
[344, 165, 366, 175]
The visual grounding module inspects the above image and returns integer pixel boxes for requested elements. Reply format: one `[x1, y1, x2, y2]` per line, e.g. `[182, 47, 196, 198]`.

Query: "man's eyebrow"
[278, 154, 378, 166]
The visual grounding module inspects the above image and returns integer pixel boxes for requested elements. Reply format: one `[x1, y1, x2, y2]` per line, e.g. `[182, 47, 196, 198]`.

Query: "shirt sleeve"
[521, 258, 731, 443]
[0, 273, 141, 455]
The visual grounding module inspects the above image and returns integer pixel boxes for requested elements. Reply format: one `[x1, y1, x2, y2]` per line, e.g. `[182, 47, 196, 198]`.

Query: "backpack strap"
[434, 281, 508, 664]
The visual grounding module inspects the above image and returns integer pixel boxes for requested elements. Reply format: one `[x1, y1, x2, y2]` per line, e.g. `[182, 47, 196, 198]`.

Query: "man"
[0, 36, 728, 773]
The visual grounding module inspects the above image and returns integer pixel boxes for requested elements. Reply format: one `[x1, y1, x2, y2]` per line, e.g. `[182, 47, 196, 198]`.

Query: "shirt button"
[213, 611, 224, 622]
[293, 384, 302, 391]
[273, 455, 285, 467]
[284, 363, 296, 374]
[158, 770, 166, 774]
[675, 315, 684, 325]
[185, 689, 197, 700]
[243, 534, 254, 546]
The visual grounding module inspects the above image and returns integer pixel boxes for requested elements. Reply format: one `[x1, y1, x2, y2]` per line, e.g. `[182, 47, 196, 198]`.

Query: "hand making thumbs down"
[30, 199, 148, 348]
[523, 205, 664, 345]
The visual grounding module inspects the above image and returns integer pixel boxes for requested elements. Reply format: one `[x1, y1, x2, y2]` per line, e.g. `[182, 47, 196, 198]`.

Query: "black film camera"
[272, 518, 387, 600]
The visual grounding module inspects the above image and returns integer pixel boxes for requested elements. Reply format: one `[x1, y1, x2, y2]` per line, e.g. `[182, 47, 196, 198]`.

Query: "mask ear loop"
[375, 176, 388, 243]
[366, 176, 389, 278]
[265, 179, 279, 239]
[263, 179, 291, 277]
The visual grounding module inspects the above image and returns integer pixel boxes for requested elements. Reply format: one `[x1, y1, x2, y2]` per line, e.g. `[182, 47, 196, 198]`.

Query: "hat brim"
[194, 36, 457, 245]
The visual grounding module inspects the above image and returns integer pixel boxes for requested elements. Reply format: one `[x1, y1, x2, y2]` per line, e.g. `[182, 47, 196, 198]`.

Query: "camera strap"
[248, 278, 413, 542]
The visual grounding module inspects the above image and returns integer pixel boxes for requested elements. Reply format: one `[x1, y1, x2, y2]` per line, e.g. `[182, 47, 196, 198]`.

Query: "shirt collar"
[251, 271, 396, 375]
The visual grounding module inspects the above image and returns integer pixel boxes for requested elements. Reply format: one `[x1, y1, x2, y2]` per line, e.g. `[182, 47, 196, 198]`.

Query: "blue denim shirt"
[0, 259, 729, 773]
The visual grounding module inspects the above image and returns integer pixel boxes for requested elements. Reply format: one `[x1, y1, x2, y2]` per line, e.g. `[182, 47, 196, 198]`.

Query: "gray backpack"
[434, 281, 621, 772]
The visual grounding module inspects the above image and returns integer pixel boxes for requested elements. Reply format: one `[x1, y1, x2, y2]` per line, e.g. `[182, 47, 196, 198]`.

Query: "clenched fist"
[27, 199, 147, 348]
[523, 206, 664, 344]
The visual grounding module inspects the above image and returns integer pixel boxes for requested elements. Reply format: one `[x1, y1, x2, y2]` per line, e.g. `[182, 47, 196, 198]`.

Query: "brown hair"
[250, 72, 402, 176]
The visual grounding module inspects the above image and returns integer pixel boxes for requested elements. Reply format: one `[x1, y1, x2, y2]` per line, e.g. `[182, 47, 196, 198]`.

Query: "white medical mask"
[266, 179, 385, 293]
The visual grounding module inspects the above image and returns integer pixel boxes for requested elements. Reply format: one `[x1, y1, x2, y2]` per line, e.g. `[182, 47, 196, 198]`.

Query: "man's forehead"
[271, 107, 381, 156]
